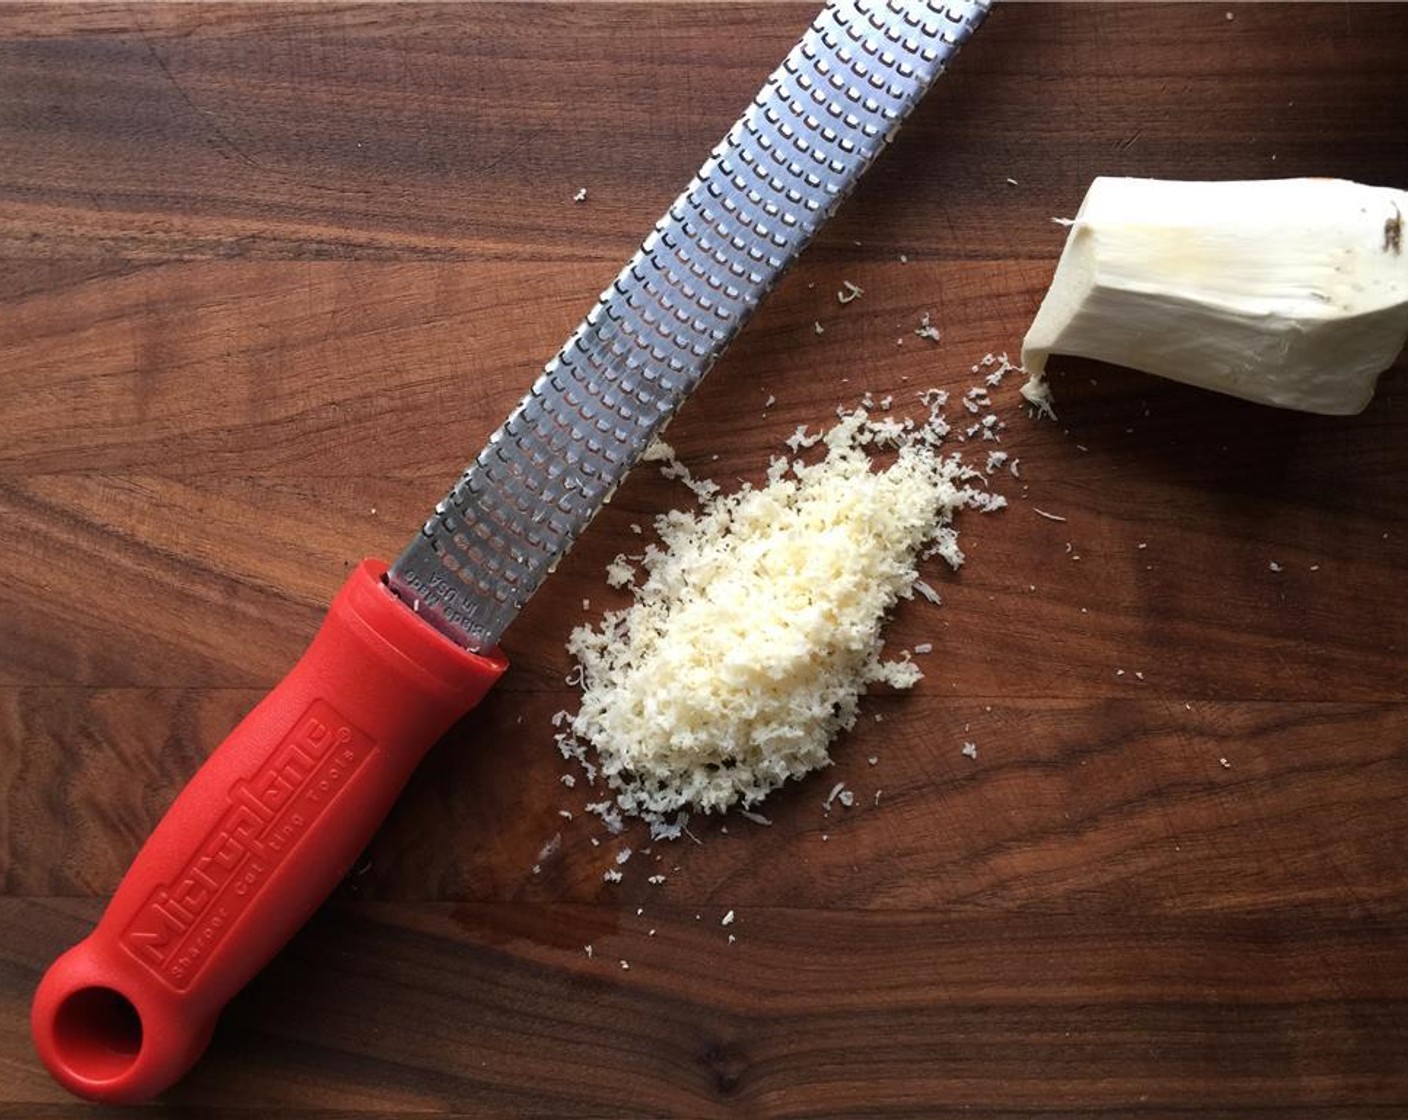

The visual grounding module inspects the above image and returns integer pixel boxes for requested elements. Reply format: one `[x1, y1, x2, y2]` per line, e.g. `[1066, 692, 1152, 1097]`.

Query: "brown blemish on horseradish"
[1386, 204, 1402, 255]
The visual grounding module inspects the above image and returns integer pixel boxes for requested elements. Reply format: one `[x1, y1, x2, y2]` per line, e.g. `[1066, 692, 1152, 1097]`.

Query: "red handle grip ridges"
[31, 559, 506, 1103]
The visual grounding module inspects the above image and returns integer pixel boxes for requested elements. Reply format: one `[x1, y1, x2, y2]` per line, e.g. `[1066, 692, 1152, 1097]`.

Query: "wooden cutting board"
[3, 4, 1407, 1115]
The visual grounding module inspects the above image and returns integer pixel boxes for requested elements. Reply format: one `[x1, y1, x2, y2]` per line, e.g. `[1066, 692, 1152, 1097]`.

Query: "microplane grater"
[32, 2, 991, 1103]
[389, 0, 991, 651]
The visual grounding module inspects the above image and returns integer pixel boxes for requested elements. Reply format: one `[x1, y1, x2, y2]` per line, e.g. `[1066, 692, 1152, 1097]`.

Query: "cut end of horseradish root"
[1022, 177, 1408, 416]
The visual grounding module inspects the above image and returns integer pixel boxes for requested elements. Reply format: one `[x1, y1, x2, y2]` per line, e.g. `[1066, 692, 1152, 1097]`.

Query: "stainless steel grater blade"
[389, 0, 991, 651]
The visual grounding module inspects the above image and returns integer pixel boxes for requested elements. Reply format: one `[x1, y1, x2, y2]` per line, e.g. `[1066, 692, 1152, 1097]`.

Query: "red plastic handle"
[31, 559, 507, 1103]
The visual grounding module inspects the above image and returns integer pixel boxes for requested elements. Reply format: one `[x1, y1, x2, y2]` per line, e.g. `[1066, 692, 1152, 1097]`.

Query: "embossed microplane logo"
[120, 700, 375, 988]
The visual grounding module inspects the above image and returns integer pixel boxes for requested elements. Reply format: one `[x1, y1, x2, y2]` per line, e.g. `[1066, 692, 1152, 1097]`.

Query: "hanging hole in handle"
[51, 986, 143, 1082]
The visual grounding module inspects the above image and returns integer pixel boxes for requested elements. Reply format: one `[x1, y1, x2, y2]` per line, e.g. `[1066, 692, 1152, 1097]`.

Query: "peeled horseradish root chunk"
[1021, 177, 1408, 416]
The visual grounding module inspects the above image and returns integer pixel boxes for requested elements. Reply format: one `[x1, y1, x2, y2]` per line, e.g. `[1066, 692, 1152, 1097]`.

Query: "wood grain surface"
[3, 3, 1408, 1116]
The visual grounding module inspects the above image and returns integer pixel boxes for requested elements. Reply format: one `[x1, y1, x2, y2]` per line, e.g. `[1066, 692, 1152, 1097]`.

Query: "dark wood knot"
[699, 1041, 749, 1096]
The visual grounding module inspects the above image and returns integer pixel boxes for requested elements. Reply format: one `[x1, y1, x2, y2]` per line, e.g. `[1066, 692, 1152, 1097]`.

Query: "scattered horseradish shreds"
[560, 394, 1009, 839]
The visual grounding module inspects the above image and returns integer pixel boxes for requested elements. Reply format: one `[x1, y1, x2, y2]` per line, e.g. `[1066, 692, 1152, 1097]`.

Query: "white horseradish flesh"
[561, 404, 1006, 839]
[1022, 177, 1408, 416]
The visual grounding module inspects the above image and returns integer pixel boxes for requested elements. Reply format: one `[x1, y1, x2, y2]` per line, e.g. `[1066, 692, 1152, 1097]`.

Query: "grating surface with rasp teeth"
[388, 0, 990, 651]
